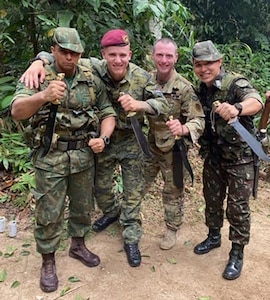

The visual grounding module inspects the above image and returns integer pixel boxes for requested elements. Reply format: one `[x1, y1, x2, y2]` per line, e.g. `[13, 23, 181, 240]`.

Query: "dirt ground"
[1, 151, 270, 300]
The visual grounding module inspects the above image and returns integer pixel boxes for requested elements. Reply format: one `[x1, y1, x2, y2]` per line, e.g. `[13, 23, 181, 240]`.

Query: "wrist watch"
[101, 135, 110, 146]
[234, 103, 243, 116]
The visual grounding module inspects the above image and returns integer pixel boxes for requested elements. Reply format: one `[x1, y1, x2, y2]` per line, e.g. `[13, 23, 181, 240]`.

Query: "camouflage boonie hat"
[192, 40, 222, 61]
[53, 27, 84, 53]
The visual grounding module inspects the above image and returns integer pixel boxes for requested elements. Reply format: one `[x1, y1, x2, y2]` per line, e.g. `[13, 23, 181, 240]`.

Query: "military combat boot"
[40, 253, 58, 293]
[124, 243, 141, 267]
[69, 237, 100, 267]
[194, 228, 221, 254]
[223, 243, 244, 280]
[160, 228, 177, 250]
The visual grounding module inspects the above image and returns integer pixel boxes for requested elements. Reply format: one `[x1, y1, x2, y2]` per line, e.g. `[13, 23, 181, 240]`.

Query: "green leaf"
[0, 95, 13, 110]
[150, 265, 156, 272]
[0, 269, 7, 282]
[68, 276, 81, 283]
[11, 280, 20, 288]
[60, 286, 71, 296]
[0, 76, 15, 84]
[183, 240, 192, 246]
[166, 257, 177, 264]
[19, 250, 31, 256]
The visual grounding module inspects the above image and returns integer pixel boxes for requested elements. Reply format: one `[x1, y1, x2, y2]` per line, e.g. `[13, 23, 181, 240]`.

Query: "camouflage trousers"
[33, 150, 94, 254]
[95, 130, 144, 244]
[203, 156, 254, 244]
[143, 144, 184, 231]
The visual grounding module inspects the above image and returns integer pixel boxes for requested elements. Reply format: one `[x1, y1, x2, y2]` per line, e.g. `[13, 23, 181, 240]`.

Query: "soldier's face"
[152, 41, 178, 77]
[51, 45, 81, 76]
[193, 59, 222, 87]
[101, 45, 132, 82]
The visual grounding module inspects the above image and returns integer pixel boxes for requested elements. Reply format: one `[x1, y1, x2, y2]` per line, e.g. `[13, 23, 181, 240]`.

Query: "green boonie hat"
[53, 27, 84, 53]
[192, 40, 222, 61]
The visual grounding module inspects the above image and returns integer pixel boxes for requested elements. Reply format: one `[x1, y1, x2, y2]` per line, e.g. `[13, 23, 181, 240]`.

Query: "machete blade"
[129, 114, 152, 158]
[172, 142, 184, 189]
[229, 117, 270, 162]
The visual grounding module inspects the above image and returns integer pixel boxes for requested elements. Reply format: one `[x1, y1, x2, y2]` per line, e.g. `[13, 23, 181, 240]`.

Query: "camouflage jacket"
[148, 69, 205, 152]
[12, 64, 116, 148]
[79, 58, 170, 133]
[197, 70, 262, 161]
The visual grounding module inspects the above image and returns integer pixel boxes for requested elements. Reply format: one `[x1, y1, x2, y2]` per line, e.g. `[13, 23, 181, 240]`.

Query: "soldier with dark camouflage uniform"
[11, 27, 116, 293]
[192, 40, 263, 280]
[20, 29, 169, 268]
[143, 38, 205, 250]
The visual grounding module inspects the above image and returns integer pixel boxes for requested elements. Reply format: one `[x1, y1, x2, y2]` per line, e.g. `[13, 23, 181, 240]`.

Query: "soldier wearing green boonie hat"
[192, 40, 263, 282]
[11, 26, 116, 293]
[192, 40, 222, 61]
[53, 27, 84, 53]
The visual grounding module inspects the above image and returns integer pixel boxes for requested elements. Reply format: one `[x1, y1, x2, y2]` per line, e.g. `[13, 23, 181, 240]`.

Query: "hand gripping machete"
[120, 92, 152, 158]
[170, 116, 194, 189]
[213, 101, 270, 162]
[41, 73, 65, 158]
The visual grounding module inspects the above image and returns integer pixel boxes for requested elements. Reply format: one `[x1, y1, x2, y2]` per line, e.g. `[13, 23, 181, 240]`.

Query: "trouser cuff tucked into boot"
[223, 243, 244, 280]
[69, 237, 100, 267]
[40, 253, 58, 293]
[194, 228, 221, 255]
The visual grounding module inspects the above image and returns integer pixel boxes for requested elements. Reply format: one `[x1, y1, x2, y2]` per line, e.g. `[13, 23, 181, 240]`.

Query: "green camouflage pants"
[33, 150, 94, 254]
[144, 144, 184, 231]
[95, 130, 144, 244]
[203, 156, 254, 244]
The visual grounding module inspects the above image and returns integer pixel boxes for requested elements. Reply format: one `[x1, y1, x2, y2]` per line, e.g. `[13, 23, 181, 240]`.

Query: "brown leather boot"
[69, 237, 100, 267]
[40, 253, 58, 293]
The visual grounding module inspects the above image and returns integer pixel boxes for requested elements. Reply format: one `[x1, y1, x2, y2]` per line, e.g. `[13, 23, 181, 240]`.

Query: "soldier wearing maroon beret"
[100, 29, 130, 48]
[19, 28, 170, 268]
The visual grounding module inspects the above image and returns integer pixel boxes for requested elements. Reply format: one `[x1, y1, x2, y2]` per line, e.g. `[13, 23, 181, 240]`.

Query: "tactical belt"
[57, 139, 88, 151]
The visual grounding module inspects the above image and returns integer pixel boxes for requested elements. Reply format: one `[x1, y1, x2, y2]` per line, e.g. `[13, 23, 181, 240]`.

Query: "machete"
[170, 116, 194, 189]
[41, 73, 65, 158]
[119, 92, 152, 158]
[128, 111, 152, 158]
[228, 117, 270, 162]
[213, 100, 270, 162]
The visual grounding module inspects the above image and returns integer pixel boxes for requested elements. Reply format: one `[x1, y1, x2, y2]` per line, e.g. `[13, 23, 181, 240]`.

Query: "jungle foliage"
[1, 0, 270, 207]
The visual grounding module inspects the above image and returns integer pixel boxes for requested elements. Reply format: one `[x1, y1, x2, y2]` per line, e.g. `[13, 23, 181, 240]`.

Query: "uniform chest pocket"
[74, 84, 96, 108]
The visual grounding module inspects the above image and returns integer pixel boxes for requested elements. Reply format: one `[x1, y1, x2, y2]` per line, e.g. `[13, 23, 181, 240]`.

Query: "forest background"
[0, 1, 270, 299]
[0, 0, 270, 231]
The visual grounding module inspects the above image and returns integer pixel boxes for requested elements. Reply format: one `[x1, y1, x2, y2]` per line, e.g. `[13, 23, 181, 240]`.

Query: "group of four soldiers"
[11, 27, 263, 293]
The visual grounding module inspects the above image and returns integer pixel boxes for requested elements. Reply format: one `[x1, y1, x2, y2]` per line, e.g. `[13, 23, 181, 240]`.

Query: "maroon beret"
[101, 29, 130, 48]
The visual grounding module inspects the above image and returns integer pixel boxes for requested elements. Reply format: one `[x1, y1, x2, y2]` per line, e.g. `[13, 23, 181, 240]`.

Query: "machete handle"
[213, 100, 239, 124]
[119, 91, 136, 117]
[52, 73, 65, 105]
[169, 115, 180, 140]
[212, 100, 221, 110]
[258, 97, 270, 130]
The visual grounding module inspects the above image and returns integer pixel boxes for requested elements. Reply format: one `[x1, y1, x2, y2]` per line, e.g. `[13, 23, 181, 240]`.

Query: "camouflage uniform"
[144, 69, 205, 230]
[197, 69, 262, 244]
[12, 64, 116, 254]
[79, 58, 169, 243]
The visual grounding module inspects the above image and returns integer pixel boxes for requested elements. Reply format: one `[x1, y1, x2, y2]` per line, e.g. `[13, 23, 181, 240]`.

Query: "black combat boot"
[124, 243, 141, 267]
[194, 228, 221, 254]
[223, 243, 244, 280]
[69, 237, 100, 267]
[92, 214, 119, 232]
[40, 253, 58, 293]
